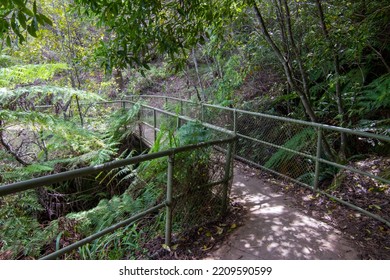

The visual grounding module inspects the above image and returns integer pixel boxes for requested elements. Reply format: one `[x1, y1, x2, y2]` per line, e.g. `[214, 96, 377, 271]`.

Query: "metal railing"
[0, 101, 236, 259]
[128, 95, 390, 227]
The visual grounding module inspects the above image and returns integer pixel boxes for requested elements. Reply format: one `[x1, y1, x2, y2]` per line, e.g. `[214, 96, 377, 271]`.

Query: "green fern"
[353, 74, 390, 116]
[2, 163, 53, 182]
[264, 128, 316, 171]
[0, 63, 68, 88]
[0, 55, 21, 68]
[0, 190, 59, 259]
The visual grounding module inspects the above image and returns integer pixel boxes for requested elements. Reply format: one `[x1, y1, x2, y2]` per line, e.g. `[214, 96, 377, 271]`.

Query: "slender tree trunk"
[113, 68, 125, 95]
[315, 0, 347, 160]
[192, 47, 205, 101]
[252, 2, 316, 122]
[251, 0, 335, 160]
[215, 56, 223, 79]
[60, 0, 84, 127]
[368, 44, 390, 73]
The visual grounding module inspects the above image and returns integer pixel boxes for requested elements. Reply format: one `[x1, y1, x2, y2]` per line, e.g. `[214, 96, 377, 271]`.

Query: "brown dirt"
[141, 201, 246, 260]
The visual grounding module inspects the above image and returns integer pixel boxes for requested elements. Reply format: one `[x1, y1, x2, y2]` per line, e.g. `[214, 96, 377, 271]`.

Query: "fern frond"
[265, 128, 316, 170]
[0, 63, 68, 88]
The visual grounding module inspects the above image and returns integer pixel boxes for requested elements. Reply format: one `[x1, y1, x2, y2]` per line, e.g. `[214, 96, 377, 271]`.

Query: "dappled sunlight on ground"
[205, 171, 358, 260]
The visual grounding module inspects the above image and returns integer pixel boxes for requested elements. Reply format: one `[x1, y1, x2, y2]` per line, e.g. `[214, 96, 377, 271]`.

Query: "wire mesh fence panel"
[203, 105, 234, 131]
[233, 110, 317, 184]
[236, 136, 278, 166]
[155, 110, 173, 132]
[182, 102, 201, 119]
[172, 144, 229, 229]
[315, 128, 390, 220]
[236, 111, 317, 155]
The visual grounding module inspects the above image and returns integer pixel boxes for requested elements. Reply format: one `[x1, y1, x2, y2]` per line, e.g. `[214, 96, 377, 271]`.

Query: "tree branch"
[0, 121, 29, 166]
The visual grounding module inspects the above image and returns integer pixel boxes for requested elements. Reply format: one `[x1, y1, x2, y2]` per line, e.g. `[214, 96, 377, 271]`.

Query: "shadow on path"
[205, 169, 359, 260]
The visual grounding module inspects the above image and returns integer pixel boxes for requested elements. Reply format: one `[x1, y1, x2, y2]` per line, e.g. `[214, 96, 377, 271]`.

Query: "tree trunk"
[192, 47, 205, 101]
[252, 1, 335, 160]
[252, 2, 316, 122]
[315, 0, 347, 160]
[113, 68, 125, 95]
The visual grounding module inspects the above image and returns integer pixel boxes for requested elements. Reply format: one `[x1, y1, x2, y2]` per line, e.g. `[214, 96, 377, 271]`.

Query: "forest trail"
[138, 111, 360, 260]
[204, 166, 359, 260]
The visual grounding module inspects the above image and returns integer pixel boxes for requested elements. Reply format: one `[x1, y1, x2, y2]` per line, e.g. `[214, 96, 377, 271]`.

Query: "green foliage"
[0, 104, 143, 259]
[104, 103, 140, 143]
[0, 190, 58, 259]
[0, 55, 20, 67]
[74, 0, 240, 71]
[357, 74, 390, 114]
[0, 103, 140, 184]
[66, 182, 161, 259]
[176, 121, 212, 145]
[0, 63, 68, 88]
[126, 63, 171, 95]
[265, 128, 316, 177]
[77, 223, 146, 260]
[0, 85, 104, 109]
[212, 54, 247, 105]
[2, 163, 54, 182]
[136, 121, 219, 230]
[0, 0, 53, 47]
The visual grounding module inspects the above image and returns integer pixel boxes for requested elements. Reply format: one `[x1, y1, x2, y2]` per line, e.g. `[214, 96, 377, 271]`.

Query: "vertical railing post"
[153, 109, 157, 142]
[165, 97, 168, 109]
[121, 101, 126, 110]
[221, 140, 234, 216]
[314, 128, 322, 190]
[165, 155, 174, 246]
[233, 109, 237, 133]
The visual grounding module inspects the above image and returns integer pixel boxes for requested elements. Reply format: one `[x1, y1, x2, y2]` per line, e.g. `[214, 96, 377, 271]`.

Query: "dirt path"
[204, 167, 359, 260]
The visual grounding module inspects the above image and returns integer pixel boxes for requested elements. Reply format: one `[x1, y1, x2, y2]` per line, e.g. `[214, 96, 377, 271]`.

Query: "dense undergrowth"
[0, 101, 225, 260]
[0, 64, 227, 259]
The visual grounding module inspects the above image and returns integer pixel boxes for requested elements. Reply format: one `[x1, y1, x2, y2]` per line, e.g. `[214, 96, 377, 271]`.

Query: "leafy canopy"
[0, 0, 52, 47]
[74, 0, 239, 71]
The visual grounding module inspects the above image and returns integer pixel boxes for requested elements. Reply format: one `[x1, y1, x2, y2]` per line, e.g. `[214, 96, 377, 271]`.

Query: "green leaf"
[38, 14, 53, 26]
[368, 204, 381, 210]
[27, 23, 37, 37]
[161, 244, 171, 252]
[6, 35, 11, 47]
[13, 0, 24, 7]
[17, 11, 27, 29]
[55, 231, 64, 251]
[21, 7, 34, 17]
[10, 13, 18, 33]
[33, 0, 37, 14]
